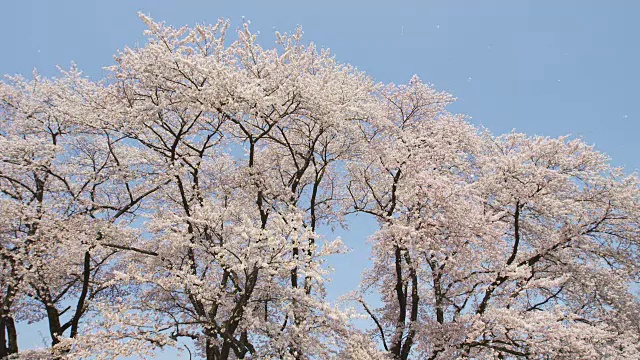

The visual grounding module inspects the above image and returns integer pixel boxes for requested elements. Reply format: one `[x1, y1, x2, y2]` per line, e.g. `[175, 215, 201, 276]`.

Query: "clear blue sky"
[2, 1, 639, 357]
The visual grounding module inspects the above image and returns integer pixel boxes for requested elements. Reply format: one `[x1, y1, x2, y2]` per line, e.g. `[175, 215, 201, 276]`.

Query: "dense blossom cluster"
[1, 15, 639, 360]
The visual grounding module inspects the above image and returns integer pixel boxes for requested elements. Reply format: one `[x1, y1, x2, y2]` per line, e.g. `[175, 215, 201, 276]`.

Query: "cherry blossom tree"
[1, 13, 639, 360]
[0, 69, 165, 358]
[348, 77, 640, 359]
[41, 15, 381, 360]
[347, 76, 486, 359]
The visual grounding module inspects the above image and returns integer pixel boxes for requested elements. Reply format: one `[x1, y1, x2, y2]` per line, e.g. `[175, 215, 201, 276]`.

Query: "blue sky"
[2, 0, 639, 356]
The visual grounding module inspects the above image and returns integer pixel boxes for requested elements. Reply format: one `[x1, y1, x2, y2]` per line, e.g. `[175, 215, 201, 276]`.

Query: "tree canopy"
[1, 15, 639, 360]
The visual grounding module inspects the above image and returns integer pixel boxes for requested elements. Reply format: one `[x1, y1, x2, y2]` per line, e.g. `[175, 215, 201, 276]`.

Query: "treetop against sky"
[1, 3, 639, 360]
